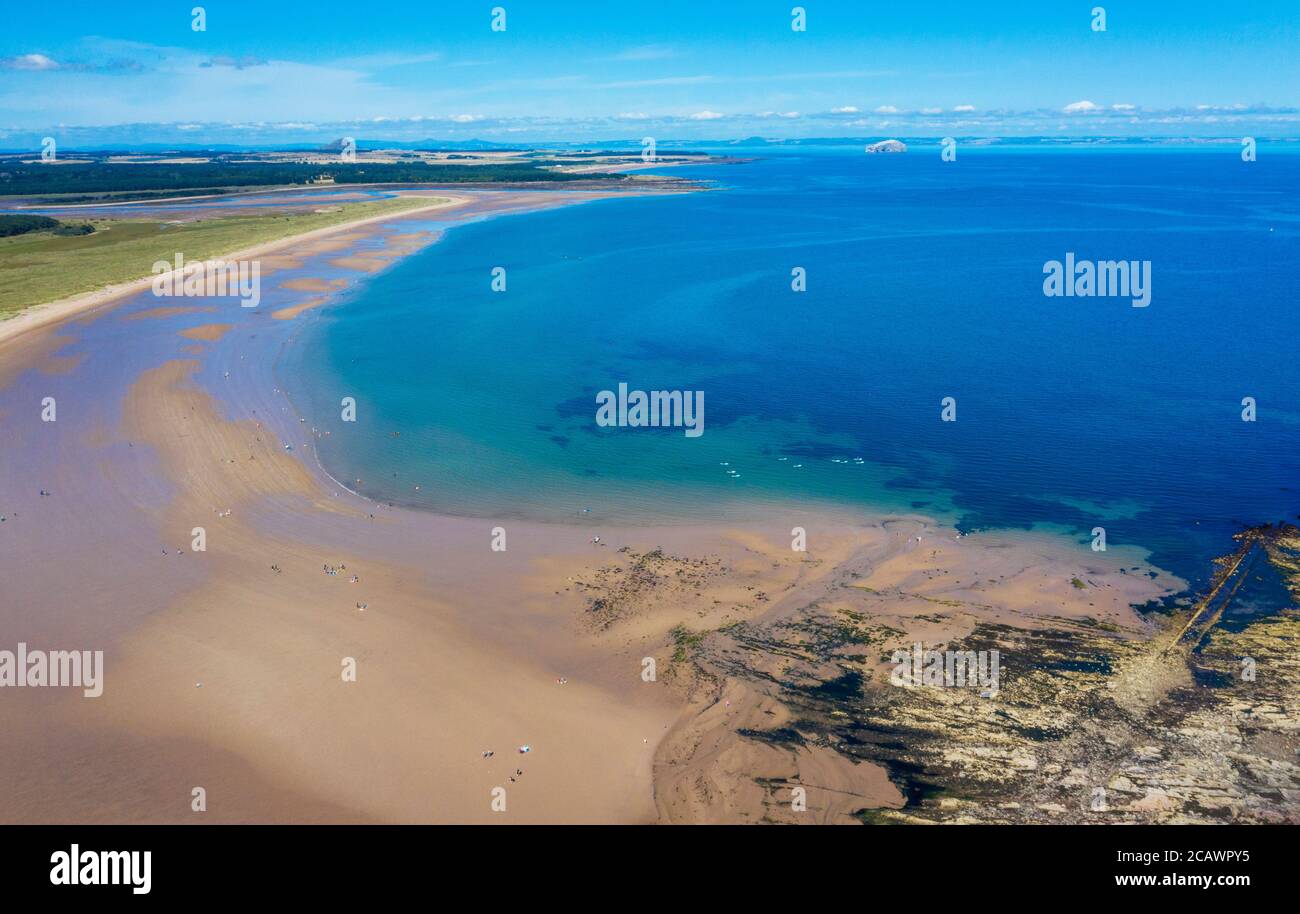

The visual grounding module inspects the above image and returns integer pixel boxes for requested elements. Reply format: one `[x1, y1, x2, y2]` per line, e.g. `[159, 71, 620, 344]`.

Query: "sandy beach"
[0, 194, 471, 347]
[0, 183, 1194, 824]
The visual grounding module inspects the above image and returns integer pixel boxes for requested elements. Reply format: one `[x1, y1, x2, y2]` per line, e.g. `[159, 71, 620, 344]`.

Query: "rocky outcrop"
[865, 139, 907, 153]
[648, 522, 1300, 824]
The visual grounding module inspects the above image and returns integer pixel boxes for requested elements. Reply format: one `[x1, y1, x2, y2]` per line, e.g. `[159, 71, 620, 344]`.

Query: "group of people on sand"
[321, 563, 361, 585]
[265, 560, 367, 608]
[480, 750, 527, 783]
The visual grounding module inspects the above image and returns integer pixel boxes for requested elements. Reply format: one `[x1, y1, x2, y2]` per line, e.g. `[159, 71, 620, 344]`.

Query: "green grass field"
[0, 195, 447, 319]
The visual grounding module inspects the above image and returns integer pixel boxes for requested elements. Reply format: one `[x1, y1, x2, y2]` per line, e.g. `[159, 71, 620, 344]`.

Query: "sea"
[277, 143, 1300, 588]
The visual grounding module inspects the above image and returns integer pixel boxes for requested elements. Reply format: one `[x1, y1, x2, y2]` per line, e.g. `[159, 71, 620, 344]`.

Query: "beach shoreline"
[0, 193, 472, 347]
[0, 181, 1228, 825]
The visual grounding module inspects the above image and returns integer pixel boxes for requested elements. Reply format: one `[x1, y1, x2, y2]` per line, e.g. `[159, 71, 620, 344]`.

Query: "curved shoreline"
[0, 184, 1214, 825]
[0, 193, 471, 347]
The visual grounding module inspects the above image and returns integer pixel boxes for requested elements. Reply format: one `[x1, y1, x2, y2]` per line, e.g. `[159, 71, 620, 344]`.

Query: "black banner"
[0, 824, 1279, 899]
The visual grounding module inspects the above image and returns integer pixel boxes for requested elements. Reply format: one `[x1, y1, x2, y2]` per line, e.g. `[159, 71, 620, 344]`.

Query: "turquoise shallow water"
[279, 147, 1300, 584]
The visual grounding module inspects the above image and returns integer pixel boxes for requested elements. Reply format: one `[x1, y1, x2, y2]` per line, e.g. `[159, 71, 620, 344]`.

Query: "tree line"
[0, 160, 619, 200]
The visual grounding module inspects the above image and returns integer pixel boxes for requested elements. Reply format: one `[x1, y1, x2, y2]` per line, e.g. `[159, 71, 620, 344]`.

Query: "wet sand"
[0, 183, 1181, 824]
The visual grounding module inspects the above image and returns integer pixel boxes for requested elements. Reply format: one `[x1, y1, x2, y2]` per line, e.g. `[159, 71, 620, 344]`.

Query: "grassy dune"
[0, 195, 446, 319]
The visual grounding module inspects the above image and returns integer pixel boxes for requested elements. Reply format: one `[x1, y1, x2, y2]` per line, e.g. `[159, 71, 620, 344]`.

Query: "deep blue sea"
[280, 146, 1300, 585]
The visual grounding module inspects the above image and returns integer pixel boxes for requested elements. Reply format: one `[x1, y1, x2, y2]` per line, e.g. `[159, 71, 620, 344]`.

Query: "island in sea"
[865, 138, 908, 153]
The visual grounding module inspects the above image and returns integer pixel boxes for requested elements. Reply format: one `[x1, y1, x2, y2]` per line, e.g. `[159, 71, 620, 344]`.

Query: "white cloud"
[953, 104, 976, 113]
[831, 105, 859, 114]
[614, 112, 649, 120]
[1, 53, 59, 71]
[1064, 100, 1100, 113]
[920, 107, 943, 115]
[689, 110, 724, 120]
[449, 114, 483, 123]
[1111, 103, 1136, 111]
[874, 105, 899, 114]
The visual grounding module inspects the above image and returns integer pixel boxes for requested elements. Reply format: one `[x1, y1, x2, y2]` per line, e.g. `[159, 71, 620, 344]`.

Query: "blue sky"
[2, 0, 1298, 146]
